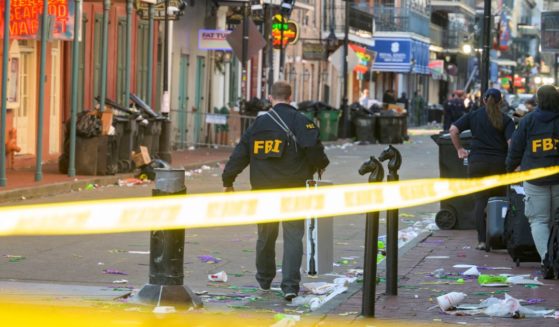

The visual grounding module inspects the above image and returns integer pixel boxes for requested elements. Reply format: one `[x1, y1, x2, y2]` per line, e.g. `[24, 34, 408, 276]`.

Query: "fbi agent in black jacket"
[506, 85, 559, 279]
[222, 81, 330, 301]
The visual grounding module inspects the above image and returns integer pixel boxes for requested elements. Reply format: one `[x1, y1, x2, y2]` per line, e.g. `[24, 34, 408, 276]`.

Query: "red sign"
[0, 0, 75, 40]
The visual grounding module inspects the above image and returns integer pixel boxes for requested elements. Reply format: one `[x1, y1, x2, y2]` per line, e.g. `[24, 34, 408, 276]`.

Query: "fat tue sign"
[134, 0, 184, 20]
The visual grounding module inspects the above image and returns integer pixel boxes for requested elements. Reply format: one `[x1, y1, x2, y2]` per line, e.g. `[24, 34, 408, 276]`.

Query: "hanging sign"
[135, 0, 183, 20]
[199, 29, 232, 51]
[0, 0, 75, 40]
[271, 14, 299, 49]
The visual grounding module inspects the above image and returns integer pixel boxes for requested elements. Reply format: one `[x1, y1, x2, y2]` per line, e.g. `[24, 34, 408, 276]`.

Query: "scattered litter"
[431, 268, 445, 278]
[152, 306, 176, 314]
[128, 251, 150, 255]
[208, 271, 228, 282]
[526, 298, 545, 305]
[194, 290, 208, 295]
[426, 256, 450, 259]
[399, 213, 415, 218]
[484, 294, 553, 318]
[338, 312, 358, 316]
[117, 178, 145, 187]
[185, 171, 193, 177]
[478, 274, 508, 285]
[456, 279, 465, 284]
[97, 262, 105, 266]
[506, 276, 543, 285]
[347, 269, 363, 277]
[201, 165, 212, 170]
[108, 249, 127, 254]
[112, 279, 128, 284]
[197, 255, 221, 264]
[414, 294, 419, 299]
[103, 269, 128, 275]
[4, 255, 25, 262]
[84, 183, 96, 190]
[454, 264, 476, 269]
[463, 266, 480, 276]
[437, 292, 467, 311]
[303, 282, 337, 295]
[188, 146, 195, 150]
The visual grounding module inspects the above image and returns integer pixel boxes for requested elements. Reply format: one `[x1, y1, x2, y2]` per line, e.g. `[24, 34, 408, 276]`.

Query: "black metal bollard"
[379, 145, 402, 296]
[158, 118, 172, 164]
[135, 168, 202, 308]
[358, 156, 385, 317]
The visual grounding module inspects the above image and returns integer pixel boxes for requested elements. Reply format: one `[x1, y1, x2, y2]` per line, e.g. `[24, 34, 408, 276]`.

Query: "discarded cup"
[432, 268, 445, 278]
[208, 271, 228, 282]
[436, 292, 467, 311]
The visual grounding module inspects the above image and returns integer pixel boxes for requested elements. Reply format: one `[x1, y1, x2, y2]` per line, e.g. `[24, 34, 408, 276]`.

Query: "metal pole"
[555, 53, 558, 85]
[359, 157, 384, 317]
[68, 0, 83, 177]
[0, 0, 11, 186]
[341, 0, 350, 138]
[379, 145, 401, 296]
[162, 0, 170, 114]
[125, 0, 132, 107]
[99, 0, 110, 113]
[480, 0, 491, 93]
[35, 0, 50, 181]
[135, 169, 202, 308]
[279, 14, 285, 80]
[267, 4, 274, 93]
[147, 4, 154, 107]
[242, 4, 249, 98]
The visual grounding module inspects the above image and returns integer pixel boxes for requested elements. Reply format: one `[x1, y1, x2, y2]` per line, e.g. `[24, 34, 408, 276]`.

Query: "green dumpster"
[300, 110, 315, 122]
[318, 110, 340, 141]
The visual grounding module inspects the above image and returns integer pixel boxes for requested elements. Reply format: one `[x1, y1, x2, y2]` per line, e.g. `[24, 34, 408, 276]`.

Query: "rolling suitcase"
[486, 196, 508, 251]
[504, 186, 541, 266]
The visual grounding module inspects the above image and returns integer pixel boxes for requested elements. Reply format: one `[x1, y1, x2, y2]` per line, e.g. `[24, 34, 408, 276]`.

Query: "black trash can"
[353, 112, 376, 144]
[376, 113, 405, 144]
[113, 114, 138, 172]
[427, 105, 443, 123]
[431, 131, 476, 230]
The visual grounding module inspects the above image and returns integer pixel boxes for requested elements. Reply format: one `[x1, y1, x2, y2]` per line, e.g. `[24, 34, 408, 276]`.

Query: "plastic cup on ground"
[437, 292, 467, 311]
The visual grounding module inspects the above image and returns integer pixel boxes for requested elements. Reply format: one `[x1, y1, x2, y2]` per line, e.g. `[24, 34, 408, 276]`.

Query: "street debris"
[450, 294, 555, 318]
[4, 255, 25, 262]
[112, 279, 128, 284]
[208, 271, 228, 282]
[127, 251, 150, 255]
[462, 266, 480, 276]
[117, 178, 147, 187]
[197, 255, 221, 264]
[436, 292, 467, 310]
[152, 306, 176, 314]
[102, 269, 128, 275]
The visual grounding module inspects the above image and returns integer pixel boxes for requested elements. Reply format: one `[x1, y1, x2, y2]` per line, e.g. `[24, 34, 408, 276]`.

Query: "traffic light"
[280, 0, 295, 17]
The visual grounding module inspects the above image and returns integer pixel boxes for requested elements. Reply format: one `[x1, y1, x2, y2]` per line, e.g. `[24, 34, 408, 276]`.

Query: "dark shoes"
[283, 292, 297, 301]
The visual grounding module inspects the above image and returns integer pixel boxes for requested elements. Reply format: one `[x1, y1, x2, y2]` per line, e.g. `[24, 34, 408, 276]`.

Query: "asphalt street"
[0, 134, 441, 310]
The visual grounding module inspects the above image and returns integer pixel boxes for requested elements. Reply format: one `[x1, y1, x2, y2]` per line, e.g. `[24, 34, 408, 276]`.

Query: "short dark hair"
[271, 81, 292, 101]
[537, 85, 559, 112]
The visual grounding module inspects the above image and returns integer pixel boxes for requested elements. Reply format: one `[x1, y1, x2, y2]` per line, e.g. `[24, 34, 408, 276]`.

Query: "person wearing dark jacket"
[450, 88, 515, 251]
[443, 91, 467, 131]
[506, 85, 559, 279]
[222, 81, 330, 300]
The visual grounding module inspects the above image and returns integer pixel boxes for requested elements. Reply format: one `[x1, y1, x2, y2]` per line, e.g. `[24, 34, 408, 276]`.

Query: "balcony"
[431, 0, 476, 16]
[373, 5, 430, 38]
[430, 24, 444, 48]
[322, 2, 374, 44]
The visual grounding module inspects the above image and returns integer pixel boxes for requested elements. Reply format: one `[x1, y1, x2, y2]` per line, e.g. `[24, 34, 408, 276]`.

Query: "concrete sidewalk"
[0, 147, 233, 204]
[328, 229, 559, 326]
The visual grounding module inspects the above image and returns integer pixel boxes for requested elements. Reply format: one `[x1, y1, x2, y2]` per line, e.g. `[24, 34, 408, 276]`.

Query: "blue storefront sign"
[371, 37, 429, 74]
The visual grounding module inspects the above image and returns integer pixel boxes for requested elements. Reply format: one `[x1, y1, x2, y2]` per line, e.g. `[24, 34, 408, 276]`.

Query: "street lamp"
[462, 44, 472, 55]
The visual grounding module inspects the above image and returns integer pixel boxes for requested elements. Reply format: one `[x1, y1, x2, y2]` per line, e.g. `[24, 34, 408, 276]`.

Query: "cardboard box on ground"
[132, 146, 151, 167]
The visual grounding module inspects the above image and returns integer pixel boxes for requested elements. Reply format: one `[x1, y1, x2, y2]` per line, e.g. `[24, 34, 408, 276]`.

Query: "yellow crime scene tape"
[0, 166, 558, 236]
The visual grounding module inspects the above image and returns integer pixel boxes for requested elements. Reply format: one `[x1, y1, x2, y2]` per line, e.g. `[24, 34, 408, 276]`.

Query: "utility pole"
[242, 3, 250, 99]
[279, 14, 285, 80]
[340, 0, 350, 138]
[480, 0, 491, 93]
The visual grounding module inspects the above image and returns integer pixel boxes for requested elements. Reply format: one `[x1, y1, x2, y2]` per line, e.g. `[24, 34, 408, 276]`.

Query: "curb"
[0, 159, 227, 205]
[314, 229, 433, 315]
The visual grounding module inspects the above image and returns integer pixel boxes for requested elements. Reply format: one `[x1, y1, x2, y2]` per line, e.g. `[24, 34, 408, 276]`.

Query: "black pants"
[255, 220, 304, 294]
[468, 161, 507, 242]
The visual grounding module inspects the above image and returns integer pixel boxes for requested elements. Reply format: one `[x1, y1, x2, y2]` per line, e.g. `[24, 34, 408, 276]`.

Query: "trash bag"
[139, 159, 171, 181]
[76, 111, 102, 138]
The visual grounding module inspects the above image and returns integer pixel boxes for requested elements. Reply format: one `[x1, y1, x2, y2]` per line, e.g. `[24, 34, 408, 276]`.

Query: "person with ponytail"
[506, 85, 559, 279]
[450, 88, 515, 250]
